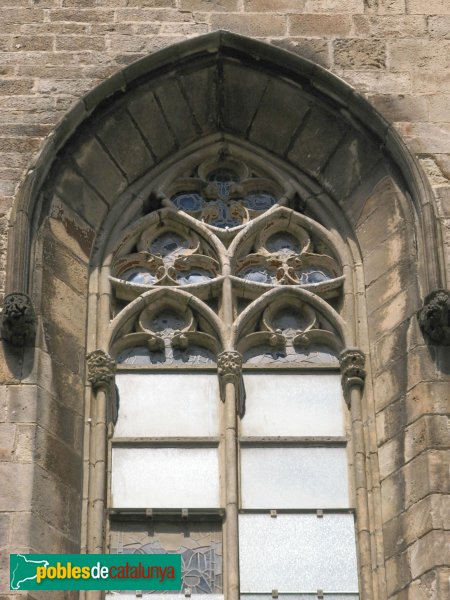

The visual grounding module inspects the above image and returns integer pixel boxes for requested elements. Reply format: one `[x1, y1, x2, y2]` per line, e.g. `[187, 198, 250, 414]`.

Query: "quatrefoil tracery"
[110, 154, 346, 367]
[165, 156, 282, 232]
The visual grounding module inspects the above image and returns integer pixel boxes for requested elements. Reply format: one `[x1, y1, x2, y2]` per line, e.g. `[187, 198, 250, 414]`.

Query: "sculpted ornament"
[87, 350, 116, 390]
[418, 289, 450, 345]
[339, 349, 366, 402]
[217, 351, 245, 416]
[0, 292, 36, 347]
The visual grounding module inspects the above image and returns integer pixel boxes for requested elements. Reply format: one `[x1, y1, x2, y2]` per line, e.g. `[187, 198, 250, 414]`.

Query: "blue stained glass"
[298, 267, 331, 284]
[177, 269, 213, 284]
[173, 192, 204, 212]
[266, 233, 300, 254]
[208, 169, 238, 198]
[244, 192, 277, 211]
[208, 200, 242, 228]
[121, 269, 156, 285]
[240, 266, 272, 284]
[151, 232, 188, 256]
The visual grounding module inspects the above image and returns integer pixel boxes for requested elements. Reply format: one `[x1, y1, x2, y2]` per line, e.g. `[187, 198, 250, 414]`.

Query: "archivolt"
[5, 31, 444, 301]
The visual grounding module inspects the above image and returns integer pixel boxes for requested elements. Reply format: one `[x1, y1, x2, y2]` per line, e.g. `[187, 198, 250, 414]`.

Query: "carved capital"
[87, 350, 116, 391]
[217, 350, 243, 381]
[0, 292, 36, 347]
[418, 289, 450, 346]
[339, 349, 366, 402]
[217, 351, 245, 416]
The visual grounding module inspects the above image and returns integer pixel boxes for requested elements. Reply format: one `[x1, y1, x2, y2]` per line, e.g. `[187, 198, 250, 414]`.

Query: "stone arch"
[1, 30, 447, 600]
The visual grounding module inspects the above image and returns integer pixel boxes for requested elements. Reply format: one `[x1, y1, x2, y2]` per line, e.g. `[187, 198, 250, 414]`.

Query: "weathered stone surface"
[354, 15, 427, 38]
[334, 38, 386, 69]
[289, 14, 352, 36]
[72, 136, 128, 204]
[404, 415, 449, 463]
[96, 108, 154, 182]
[181, 66, 218, 134]
[126, 86, 177, 161]
[322, 130, 381, 199]
[270, 38, 331, 68]
[0, 463, 33, 511]
[407, 0, 450, 14]
[249, 78, 309, 156]
[52, 166, 109, 230]
[153, 78, 199, 146]
[210, 13, 286, 36]
[222, 62, 268, 134]
[288, 106, 347, 176]
[374, 356, 407, 412]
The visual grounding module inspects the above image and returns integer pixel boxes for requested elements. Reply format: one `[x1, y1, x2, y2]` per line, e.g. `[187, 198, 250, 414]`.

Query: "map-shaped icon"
[10, 554, 49, 590]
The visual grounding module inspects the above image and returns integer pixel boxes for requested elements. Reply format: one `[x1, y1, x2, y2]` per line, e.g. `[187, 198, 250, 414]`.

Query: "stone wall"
[1, 2, 450, 295]
[0, 3, 449, 600]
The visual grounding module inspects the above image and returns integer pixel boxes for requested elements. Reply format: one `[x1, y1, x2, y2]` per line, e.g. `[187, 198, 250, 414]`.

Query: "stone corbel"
[339, 348, 366, 407]
[0, 292, 36, 346]
[217, 350, 246, 417]
[418, 289, 450, 345]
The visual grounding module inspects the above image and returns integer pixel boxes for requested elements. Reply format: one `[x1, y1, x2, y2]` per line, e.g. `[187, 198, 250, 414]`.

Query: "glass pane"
[110, 521, 222, 593]
[241, 374, 344, 437]
[241, 447, 349, 508]
[111, 447, 220, 508]
[114, 373, 219, 438]
[239, 513, 358, 592]
[240, 592, 359, 600]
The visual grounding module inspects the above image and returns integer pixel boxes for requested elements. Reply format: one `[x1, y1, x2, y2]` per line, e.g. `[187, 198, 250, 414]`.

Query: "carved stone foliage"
[217, 350, 245, 415]
[339, 349, 366, 400]
[0, 292, 36, 347]
[231, 217, 343, 299]
[110, 221, 220, 304]
[110, 152, 346, 369]
[165, 155, 282, 232]
[111, 295, 220, 366]
[87, 349, 116, 389]
[236, 296, 342, 367]
[418, 289, 450, 345]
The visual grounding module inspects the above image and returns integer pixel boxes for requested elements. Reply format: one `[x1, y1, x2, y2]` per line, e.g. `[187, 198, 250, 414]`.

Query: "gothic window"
[105, 149, 359, 600]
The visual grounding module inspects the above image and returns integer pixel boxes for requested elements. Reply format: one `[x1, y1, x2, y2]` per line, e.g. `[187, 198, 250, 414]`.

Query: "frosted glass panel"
[241, 596, 358, 600]
[240, 591, 359, 600]
[112, 447, 220, 508]
[239, 513, 358, 592]
[241, 447, 348, 508]
[241, 373, 344, 437]
[114, 373, 219, 438]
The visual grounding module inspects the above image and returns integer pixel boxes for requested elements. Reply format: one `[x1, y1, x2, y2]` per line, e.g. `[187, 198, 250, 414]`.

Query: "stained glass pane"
[111, 447, 220, 508]
[240, 447, 349, 508]
[121, 268, 157, 285]
[239, 513, 358, 592]
[243, 192, 277, 211]
[297, 267, 332, 284]
[114, 373, 219, 438]
[173, 192, 204, 212]
[265, 233, 300, 254]
[241, 373, 344, 437]
[177, 269, 214, 284]
[110, 521, 223, 594]
[151, 233, 188, 256]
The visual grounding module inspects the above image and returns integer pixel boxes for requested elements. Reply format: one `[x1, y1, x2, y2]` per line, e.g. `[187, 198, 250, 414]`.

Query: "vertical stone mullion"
[86, 350, 116, 560]
[218, 350, 243, 600]
[340, 348, 373, 600]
